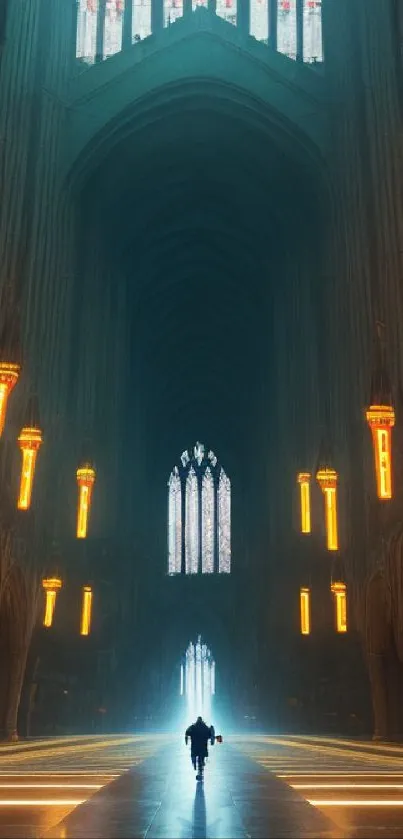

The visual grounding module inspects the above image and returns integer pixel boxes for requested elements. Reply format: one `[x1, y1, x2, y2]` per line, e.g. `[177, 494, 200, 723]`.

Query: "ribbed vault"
[74, 60, 327, 586]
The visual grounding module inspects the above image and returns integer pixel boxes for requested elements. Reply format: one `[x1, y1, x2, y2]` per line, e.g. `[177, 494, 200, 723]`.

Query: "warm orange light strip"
[366, 405, 395, 500]
[17, 426, 43, 510]
[331, 582, 347, 632]
[316, 468, 338, 551]
[0, 362, 20, 437]
[308, 799, 403, 806]
[300, 587, 311, 635]
[42, 578, 62, 628]
[297, 473, 311, 533]
[80, 586, 92, 636]
[76, 466, 96, 538]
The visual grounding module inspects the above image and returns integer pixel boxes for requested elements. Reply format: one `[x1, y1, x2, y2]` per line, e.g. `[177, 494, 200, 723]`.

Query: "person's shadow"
[192, 782, 207, 839]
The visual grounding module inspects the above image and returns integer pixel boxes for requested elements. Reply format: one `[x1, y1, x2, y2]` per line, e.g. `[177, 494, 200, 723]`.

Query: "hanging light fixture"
[297, 472, 311, 533]
[331, 581, 347, 633]
[76, 462, 96, 538]
[0, 362, 20, 437]
[80, 586, 93, 636]
[42, 577, 62, 628]
[17, 395, 43, 510]
[316, 467, 338, 551]
[300, 586, 311, 635]
[366, 324, 395, 500]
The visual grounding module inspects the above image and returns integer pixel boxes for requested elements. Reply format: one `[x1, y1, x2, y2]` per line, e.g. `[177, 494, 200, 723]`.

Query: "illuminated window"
[182, 636, 215, 719]
[164, 0, 183, 26]
[250, 0, 268, 43]
[303, 0, 322, 62]
[300, 587, 310, 634]
[331, 582, 347, 633]
[167, 442, 231, 574]
[104, 0, 124, 57]
[132, 0, 152, 39]
[218, 468, 231, 573]
[202, 468, 215, 573]
[76, 0, 98, 62]
[216, 0, 237, 26]
[185, 466, 199, 574]
[168, 468, 182, 575]
[192, 0, 208, 9]
[277, 0, 296, 60]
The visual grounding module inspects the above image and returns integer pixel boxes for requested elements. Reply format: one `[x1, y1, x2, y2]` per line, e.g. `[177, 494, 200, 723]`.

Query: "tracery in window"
[277, 0, 296, 60]
[250, 0, 268, 44]
[104, 0, 124, 57]
[167, 442, 231, 574]
[182, 637, 215, 720]
[76, 0, 98, 63]
[303, 0, 322, 62]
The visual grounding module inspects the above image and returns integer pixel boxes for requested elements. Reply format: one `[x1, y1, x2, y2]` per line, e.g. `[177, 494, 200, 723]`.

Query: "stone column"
[268, 0, 277, 50]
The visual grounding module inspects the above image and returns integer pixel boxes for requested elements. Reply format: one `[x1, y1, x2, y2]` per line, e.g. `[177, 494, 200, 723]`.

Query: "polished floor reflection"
[1, 735, 403, 837]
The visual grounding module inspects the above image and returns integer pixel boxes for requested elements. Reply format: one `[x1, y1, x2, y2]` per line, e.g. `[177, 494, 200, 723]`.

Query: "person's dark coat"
[185, 719, 214, 758]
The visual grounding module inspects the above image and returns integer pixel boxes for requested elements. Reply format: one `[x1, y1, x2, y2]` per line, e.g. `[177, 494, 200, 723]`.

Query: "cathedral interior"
[0, 0, 402, 745]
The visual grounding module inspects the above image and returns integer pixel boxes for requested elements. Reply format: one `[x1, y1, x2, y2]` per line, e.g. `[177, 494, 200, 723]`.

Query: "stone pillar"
[95, 0, 106, 61]
[237, 0, 249, 37]
[296, 0, 303, 60]
[122, 0, 133, 48]
[151, 0, 164, 33]
[268, 0, 277, 50]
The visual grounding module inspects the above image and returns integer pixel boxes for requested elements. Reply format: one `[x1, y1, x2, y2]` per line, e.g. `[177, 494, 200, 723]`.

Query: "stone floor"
[46, 742, 340, 838]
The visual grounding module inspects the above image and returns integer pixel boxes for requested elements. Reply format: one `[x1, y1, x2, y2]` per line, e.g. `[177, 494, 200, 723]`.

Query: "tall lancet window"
[164, 0, 183, 26]
[76, 0, 98, 62]
[104, 0, 124, 57]
[202, 468, 214, 574]
[168, 468, 182, 575]
[132, 0, 152, 40]
[303, 0, 322, 62]
[250, 0, 268, 43]
[185, 466, 199, 574]
[218, 469, 231, 573]
[167, 442, 231, 574]
[216, 0, 237, 26]
[277, 0, 297, 60]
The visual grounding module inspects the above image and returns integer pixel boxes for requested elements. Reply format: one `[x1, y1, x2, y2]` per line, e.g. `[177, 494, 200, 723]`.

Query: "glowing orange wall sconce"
[366, 404, 395, 500]
[316, 467, 338, 551]
[76, 464, 96, 538]
[80, 586, 93, 636]
[297, 472, 311, 533]
[17, 425, 43, 510]
[300, 587, 311, 635]
[331, 581, 347, 633]
[0, 362, 20, 437]
[42, 577, 62, 628]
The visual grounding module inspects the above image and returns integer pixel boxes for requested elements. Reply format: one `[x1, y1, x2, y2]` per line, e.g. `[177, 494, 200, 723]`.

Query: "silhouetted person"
[185, 716, 215, 780]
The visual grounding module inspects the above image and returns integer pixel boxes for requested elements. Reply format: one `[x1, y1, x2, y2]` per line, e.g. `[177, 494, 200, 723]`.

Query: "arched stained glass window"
[76, 0, 98, 63]
[303, 0, 322, 62]
[216, 0, 237, 26]
[132, 0, 152, 40]
[104, 0, 124, 57]
[167, 442, 231, 574]
[164, 0, 183, 26]
[277, 0, 296, 60]
[185, 466, 199, 574]
[250, 0, 268, 43]
[218, 468, 231, 573]
[202, 467, 214, 574]
[168, 467, 182, 575]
